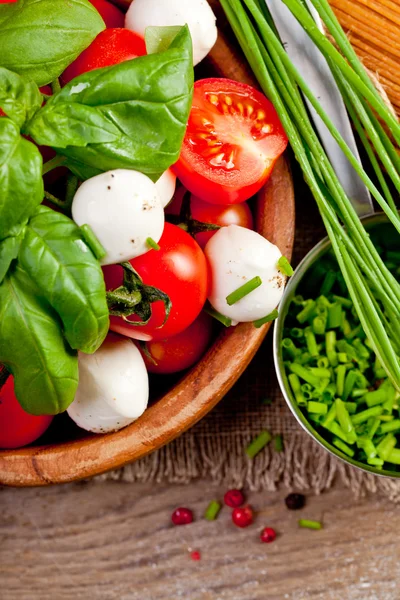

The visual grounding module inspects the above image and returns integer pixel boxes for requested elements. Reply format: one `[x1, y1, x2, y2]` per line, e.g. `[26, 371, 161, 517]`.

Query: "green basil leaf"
[28, 102, 122, 148]
[0, 0, 105, 86]
[28, 25, 194, 181]
[0, 229, 24, 284]
[145, 25, 183, 55]
[0, 67, 42, 128]
[19, 206, 109, 354]
[0, 118, 43, 241]
[0, 263, 78, 415]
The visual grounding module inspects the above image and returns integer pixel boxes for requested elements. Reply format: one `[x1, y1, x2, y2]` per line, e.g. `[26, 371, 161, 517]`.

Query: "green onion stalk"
[219, 0, 400, 389]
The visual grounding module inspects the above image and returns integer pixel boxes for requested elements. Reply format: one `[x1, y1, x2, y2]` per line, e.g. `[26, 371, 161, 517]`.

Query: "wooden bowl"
[0, 8, 295, 486]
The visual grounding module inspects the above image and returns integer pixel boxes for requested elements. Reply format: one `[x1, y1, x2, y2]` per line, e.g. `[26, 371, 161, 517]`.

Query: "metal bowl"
[273, 212, 400, 478]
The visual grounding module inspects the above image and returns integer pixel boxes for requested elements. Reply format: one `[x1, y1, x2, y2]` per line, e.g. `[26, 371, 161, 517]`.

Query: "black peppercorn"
[285, 493, 306, 510]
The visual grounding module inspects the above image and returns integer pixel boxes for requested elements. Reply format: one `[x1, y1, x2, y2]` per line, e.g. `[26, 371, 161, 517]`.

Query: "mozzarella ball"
[125, 0, 218, 66]
[204, 225, 286, 324]
[155, 169, 177, 208]
[67, 333, 149, 434]
[72, 169, 164, 265]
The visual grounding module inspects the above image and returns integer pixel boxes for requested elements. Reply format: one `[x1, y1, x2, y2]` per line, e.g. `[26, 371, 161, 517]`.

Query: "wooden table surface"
[2, 2, 400, 599]
[1, 480, 399, 600]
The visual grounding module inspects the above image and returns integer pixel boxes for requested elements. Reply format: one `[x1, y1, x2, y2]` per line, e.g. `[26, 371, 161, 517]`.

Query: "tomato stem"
[42, 155, 67, 175]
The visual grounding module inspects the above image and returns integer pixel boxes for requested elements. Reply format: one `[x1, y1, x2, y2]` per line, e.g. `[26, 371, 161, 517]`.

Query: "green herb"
[80, 224, 107, 261]
[0, 67, 42, 129]
[0, 0, 104, 86]
[220, 0, 400, 388]
[146, 237, 160, 251]
[254, 309, 279, 328]
[204, 306, 232, 328]
[204, 500, 222, 521]
[27, 26, 194, 182]
[226, 276, 262, 306]
[298, 519, 323, 530]
[274, 434, 284, 452]
[245, 430, 272, 459]
[277, 256, 294, 276]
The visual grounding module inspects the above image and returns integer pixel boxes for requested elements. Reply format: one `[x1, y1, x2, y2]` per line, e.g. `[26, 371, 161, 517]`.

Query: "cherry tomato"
[192, 195, 254, 248]
[140, 311, 213, 374]
[61, 28, 146, 84]
[89, 0, 124, 28]
[103, 223, 209, 341]
[173, 78, 288, 205]
[0, 375, 53, 449]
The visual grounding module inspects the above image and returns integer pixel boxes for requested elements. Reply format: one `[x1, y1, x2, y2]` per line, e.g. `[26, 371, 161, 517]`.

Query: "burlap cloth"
[98, 165, 400, 502]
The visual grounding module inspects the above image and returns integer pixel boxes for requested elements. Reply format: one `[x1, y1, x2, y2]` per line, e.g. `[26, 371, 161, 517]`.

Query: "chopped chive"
[325, 421, 350, 443]
[80, 224, 107, 260]
[254, 308, 278, 328]
[321, 403, 336, 427]
[146, 237, 160, 251]
[305, 329, 319, 357]
[288, 373, 306, 406]
[367, 457, 384, 466]
[204, 306, 232, 327]
[310, 368, 331, 378]
[365, 417, 381, 440]
[325, 331, 338, 367]
[296, 300, 316, 324]
[378, 419, 400, 434]
[337, 352, 348, 363]
[320, 270, 336, 296]
[335, 399, 357, 443]
[336, 365, 346, 398]
[344, 402, 357, 414]
[386, 448, 400, 465]
[317, 357, 330, 369]
[312, 316, 326, 335]
[226, 276, 262, 305]
[332, 295, 353, 309]
[277, 255, 294, 276]
[351, 405, 384, 425]
[364, 388, 387, 408]
[290, 327, 303, 338]
[298, 519, 323, 530]
[289, 363, 321, 388]
[245, 430, 272, 459]
[308, 401, 328, 415]
[333, 437, 355, 457]
[327, 302, 343, 329]
[376, 433, 397, 461]
[342, 370, 358, 401]
[274, 434, 284, 452]
[262, 397, 274, 406]
[204, 500, 222, 521]
[282, 338, 300, 359]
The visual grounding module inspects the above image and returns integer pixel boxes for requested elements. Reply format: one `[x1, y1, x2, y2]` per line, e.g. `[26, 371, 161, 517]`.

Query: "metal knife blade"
[265, 0, 373, 216]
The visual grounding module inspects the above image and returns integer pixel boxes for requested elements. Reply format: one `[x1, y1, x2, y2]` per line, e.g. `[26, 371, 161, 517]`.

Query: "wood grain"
[1, 479, 400, 600]
[0, 19, 295, 486]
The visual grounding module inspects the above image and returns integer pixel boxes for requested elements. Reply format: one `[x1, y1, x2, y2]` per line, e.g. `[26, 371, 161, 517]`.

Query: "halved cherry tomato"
[89, 0, 124, 28]
[0, 375, 53, 449]
[140, 311, 213, 374]
[173, 78, 288, 205]
[61, 28, 146, 84]
[103, 223, 209, 342]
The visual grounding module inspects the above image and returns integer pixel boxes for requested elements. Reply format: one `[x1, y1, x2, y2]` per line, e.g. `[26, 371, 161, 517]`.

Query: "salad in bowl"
[0, 0, 291, 462]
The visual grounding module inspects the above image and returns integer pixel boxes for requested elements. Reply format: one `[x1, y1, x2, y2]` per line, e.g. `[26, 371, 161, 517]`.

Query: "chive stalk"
[226, 276, 262, 305]
[245, 431, 272, 458]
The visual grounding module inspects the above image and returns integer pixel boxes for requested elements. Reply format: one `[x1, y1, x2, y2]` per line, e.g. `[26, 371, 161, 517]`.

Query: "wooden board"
[1, 480, 400, 600]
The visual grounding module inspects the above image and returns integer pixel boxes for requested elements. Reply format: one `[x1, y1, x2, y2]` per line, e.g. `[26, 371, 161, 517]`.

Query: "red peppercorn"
[232, 505, 253, 528]
[190, 551, 201, 561]
[224, 489, 245, 508]
[260, 527, 277, 543]
[171, 507, 193, 525]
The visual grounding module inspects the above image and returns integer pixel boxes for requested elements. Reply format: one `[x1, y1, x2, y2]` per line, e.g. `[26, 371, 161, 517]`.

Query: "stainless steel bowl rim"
[273, 212, 400, 479]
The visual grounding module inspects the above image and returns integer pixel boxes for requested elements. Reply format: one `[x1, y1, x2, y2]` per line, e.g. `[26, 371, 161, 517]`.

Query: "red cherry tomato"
[191, 195, 254, 248]
[61, 28, 146, 84]
[173, 78, 288, 205]
[103, 223, 209, 342]
[0, 375, 53, 449]
[140, 311, 213, 374]
[89, 0, 124, 28]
